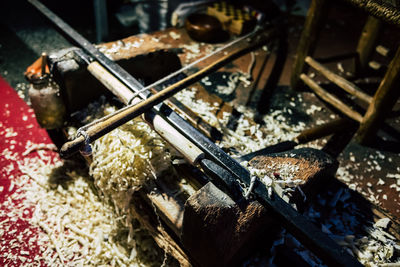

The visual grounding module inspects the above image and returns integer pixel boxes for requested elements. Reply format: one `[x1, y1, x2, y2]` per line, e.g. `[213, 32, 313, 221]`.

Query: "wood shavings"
[305, 104, 322, 115]
[375, 218, 391, 229]
[175, 87, 306, 155]
[97, 39, 144, 59]
[1, 151, 163, 266]
[169, 31, 181, 40]
[1, 97, 169, 266]
[22, 141, 57, 156]
[181, 42, 201, 62]
[301, 187, 400, 266]
[87, 104, 176, 207]
[174, 87, 220, 128]
[215, 72, 251, 95]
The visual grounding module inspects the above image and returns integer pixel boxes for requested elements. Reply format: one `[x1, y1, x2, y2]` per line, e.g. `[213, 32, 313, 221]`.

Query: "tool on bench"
[28, 0, 363, 265]
[60, 27, 275, 157]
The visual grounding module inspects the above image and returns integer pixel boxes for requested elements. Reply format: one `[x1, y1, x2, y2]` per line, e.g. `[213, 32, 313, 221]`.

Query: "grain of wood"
[300, 73, 363, 122]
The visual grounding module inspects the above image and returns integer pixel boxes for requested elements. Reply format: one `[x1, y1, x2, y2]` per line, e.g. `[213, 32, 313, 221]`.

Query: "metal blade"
[200, 159, 244, 202]
[236, 140, 298, 162]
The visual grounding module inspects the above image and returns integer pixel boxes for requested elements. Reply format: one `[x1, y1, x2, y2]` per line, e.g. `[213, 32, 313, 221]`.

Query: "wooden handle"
[61, 29, 275, 158]
[143, 112, 204, 165]
[295, 118, 351, 144]
[87, 61, 134, 104]
[61, 61, 204, 164]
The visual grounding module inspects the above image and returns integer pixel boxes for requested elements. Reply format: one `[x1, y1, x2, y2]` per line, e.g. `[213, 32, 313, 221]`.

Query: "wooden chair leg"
[354, 45, 400, 144]
[290, 0, 329, 91]
[353, 15, 382, 75]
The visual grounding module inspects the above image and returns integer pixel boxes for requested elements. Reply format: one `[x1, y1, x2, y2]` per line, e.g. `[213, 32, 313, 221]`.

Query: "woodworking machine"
[26, 0, 364, 266]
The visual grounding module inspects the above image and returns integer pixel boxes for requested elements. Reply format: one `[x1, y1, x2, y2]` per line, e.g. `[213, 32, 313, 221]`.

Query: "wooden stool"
[291, 0, 400, 145]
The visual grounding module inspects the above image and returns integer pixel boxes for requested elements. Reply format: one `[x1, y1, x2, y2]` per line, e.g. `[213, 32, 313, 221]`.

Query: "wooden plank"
[305, 56, 373, 104]
[354, 45, 400, 144]
[300, 73, 364, 122]
[290, 0, 329, 90]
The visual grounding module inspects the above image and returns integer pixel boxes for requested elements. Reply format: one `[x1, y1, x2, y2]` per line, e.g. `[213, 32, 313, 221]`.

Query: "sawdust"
[249, 156, 321, 183]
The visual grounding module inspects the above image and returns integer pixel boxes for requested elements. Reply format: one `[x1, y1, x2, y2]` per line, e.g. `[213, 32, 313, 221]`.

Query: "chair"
[291, 0, 400, 145]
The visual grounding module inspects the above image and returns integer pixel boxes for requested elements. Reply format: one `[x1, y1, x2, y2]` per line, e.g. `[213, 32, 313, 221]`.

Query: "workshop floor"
[1, 0, 399, 244]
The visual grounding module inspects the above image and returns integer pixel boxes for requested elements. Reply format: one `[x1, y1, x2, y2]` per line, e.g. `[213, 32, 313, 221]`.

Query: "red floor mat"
[0, 76, 59, 265]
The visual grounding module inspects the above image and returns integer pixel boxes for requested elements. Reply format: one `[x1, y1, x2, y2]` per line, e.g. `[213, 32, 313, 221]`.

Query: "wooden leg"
[354, 45, 400, 144]
[295, 118, 352, 144]
[354, 16, 382, 75]
[290, 0, 329, 91]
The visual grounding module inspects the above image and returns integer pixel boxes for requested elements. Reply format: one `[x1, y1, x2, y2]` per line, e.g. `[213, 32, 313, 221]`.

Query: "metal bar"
[28, 1, 362, 265]
[93, 0, 109, 43]
[61, 35, 271, 156]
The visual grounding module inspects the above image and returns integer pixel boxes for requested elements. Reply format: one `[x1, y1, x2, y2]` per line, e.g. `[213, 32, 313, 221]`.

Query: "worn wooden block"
[248, 148, 338, 205]
[181, 182, 277, 267]
[181, 148, 337, 266]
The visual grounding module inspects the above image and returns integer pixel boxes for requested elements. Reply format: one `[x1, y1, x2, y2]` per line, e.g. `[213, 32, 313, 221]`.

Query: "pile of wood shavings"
[305, 189, 400, 266]
[174, 87, 221, 128]
[1, 148, 163, 266]
[213, 72, 252, 95]
[246, 161, 304, 189]
[174, 87, 306, 155]
[89, 106, 177, 211]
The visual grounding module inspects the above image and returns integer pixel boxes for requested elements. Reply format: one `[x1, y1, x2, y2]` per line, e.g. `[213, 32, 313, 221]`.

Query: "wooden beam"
[354, 45, 400, 144]
[295, 118, 351, 144]
[305, 56, 373, 104]
[300, 73, 363, 122]
[355, 16, 382, 74]
[291, 0, 329, 90]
